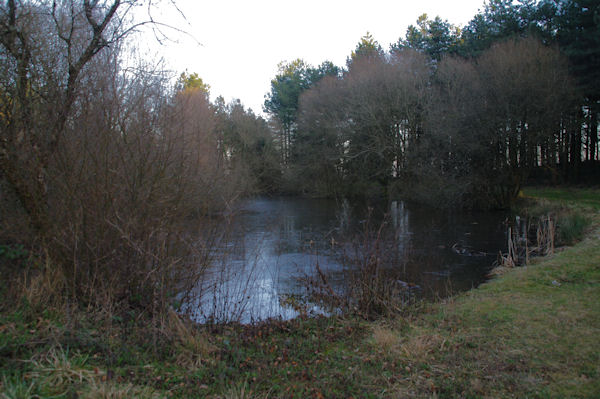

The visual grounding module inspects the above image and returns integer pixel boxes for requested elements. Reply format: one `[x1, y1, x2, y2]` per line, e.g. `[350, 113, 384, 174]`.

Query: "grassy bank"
[1, 189, 599, 398]
[523, 186, 600, 210]
[381, 214, 600, 397]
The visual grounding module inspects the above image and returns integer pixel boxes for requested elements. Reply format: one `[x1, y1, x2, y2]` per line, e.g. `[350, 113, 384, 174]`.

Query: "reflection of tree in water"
[277, 215, 300, 254]
[187, 197, 506, 323]
[390, 200, 411, 260]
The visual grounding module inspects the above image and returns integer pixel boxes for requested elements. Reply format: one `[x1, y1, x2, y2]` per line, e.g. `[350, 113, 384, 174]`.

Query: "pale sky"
[143, 0, 486, 115]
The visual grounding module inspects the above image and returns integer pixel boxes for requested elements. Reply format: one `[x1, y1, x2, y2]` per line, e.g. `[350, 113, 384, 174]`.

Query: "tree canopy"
[261, 0, 597, 206]
[177, 71, 211, 95]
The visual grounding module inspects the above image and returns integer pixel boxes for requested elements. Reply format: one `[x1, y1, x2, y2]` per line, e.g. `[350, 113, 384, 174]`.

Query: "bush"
[1, 56, 244, 322]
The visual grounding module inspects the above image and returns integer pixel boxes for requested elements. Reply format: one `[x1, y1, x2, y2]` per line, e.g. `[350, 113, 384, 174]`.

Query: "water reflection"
[189, 197, 507, 323]
[391, 200, 411, 257]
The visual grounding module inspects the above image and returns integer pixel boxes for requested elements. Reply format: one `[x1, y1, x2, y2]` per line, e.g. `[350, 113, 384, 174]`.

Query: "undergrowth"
[1, 187, 598, 398]
[515, 191, 592, 247]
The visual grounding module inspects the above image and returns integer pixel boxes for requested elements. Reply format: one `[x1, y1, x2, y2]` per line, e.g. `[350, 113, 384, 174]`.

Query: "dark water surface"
[191, 197, 508, 323]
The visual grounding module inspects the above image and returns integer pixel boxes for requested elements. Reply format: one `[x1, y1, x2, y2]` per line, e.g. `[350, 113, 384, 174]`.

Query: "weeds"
[0, 188, 596, 398]
[0, 209, 598, 397]
[304, 209, 419, 319]
[167, 308, 216, 369]
[222, 381, 269, 399]
[497, 198, 590, 268]
[84, 381, 163, 399]
[1, 375, 37, 399]
[26, 348, 96, 393]
[498, 214, 556, 268]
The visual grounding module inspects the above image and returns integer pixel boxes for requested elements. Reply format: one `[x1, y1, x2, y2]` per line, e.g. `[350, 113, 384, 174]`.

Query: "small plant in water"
[497, 205, 589, 268]
[303, 209, 418, 319]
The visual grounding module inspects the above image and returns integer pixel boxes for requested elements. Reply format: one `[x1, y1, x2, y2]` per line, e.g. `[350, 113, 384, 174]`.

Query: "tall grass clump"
[556, 211, 590, 245]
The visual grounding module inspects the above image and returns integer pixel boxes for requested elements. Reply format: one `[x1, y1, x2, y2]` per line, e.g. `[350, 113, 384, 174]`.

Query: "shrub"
[557, 212, 590, 246]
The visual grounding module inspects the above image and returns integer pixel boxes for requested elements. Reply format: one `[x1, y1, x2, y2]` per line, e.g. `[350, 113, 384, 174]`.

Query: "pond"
[188, 197, 508, 323]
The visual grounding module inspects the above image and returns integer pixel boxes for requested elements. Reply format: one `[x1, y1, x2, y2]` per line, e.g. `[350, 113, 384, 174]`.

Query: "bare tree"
[0, 0, 150, 235]
[296, 49, 430, 198]
[477, 37, 577, 174]
[422, 37, 577, 208]
[0, 1, 231, 318]
[296, 75, 348, 196]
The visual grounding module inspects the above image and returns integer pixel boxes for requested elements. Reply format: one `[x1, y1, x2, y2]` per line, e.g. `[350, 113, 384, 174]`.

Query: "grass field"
[1, 188, 599, 398]
[523, 186, 600, 210]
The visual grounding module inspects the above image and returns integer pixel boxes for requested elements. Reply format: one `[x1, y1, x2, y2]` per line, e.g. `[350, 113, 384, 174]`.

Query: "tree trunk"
[569, 115, 582, 181]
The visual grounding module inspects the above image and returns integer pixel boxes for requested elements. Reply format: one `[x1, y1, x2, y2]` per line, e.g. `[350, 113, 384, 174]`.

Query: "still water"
[190, 197, 508, 323]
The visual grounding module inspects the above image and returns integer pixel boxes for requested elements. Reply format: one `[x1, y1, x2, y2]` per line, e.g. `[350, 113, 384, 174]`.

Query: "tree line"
[264, 0, 599, 208]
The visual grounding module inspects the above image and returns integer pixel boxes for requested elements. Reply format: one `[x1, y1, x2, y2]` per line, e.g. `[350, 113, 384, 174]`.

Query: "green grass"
[394, 226, 600, 397]
[523, 187, 600, 210]
[1, 187, 599, 398]
[0, 304, 386, 398]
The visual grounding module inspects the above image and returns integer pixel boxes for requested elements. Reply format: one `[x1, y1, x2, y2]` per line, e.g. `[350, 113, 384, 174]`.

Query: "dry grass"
[221, 382, 271, 399]
[398, 332, 444, 362]
[371, 324, 399, 351]
[85, 381, 164, 399]
[19, 259, 67, 309]
[5, 346, 164, 398]
[24, 348, 98, 396]
[167, 308, 216, 368]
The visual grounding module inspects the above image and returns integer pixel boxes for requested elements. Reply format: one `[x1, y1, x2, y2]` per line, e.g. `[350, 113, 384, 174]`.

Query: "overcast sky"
[143, 0, 486, 115]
